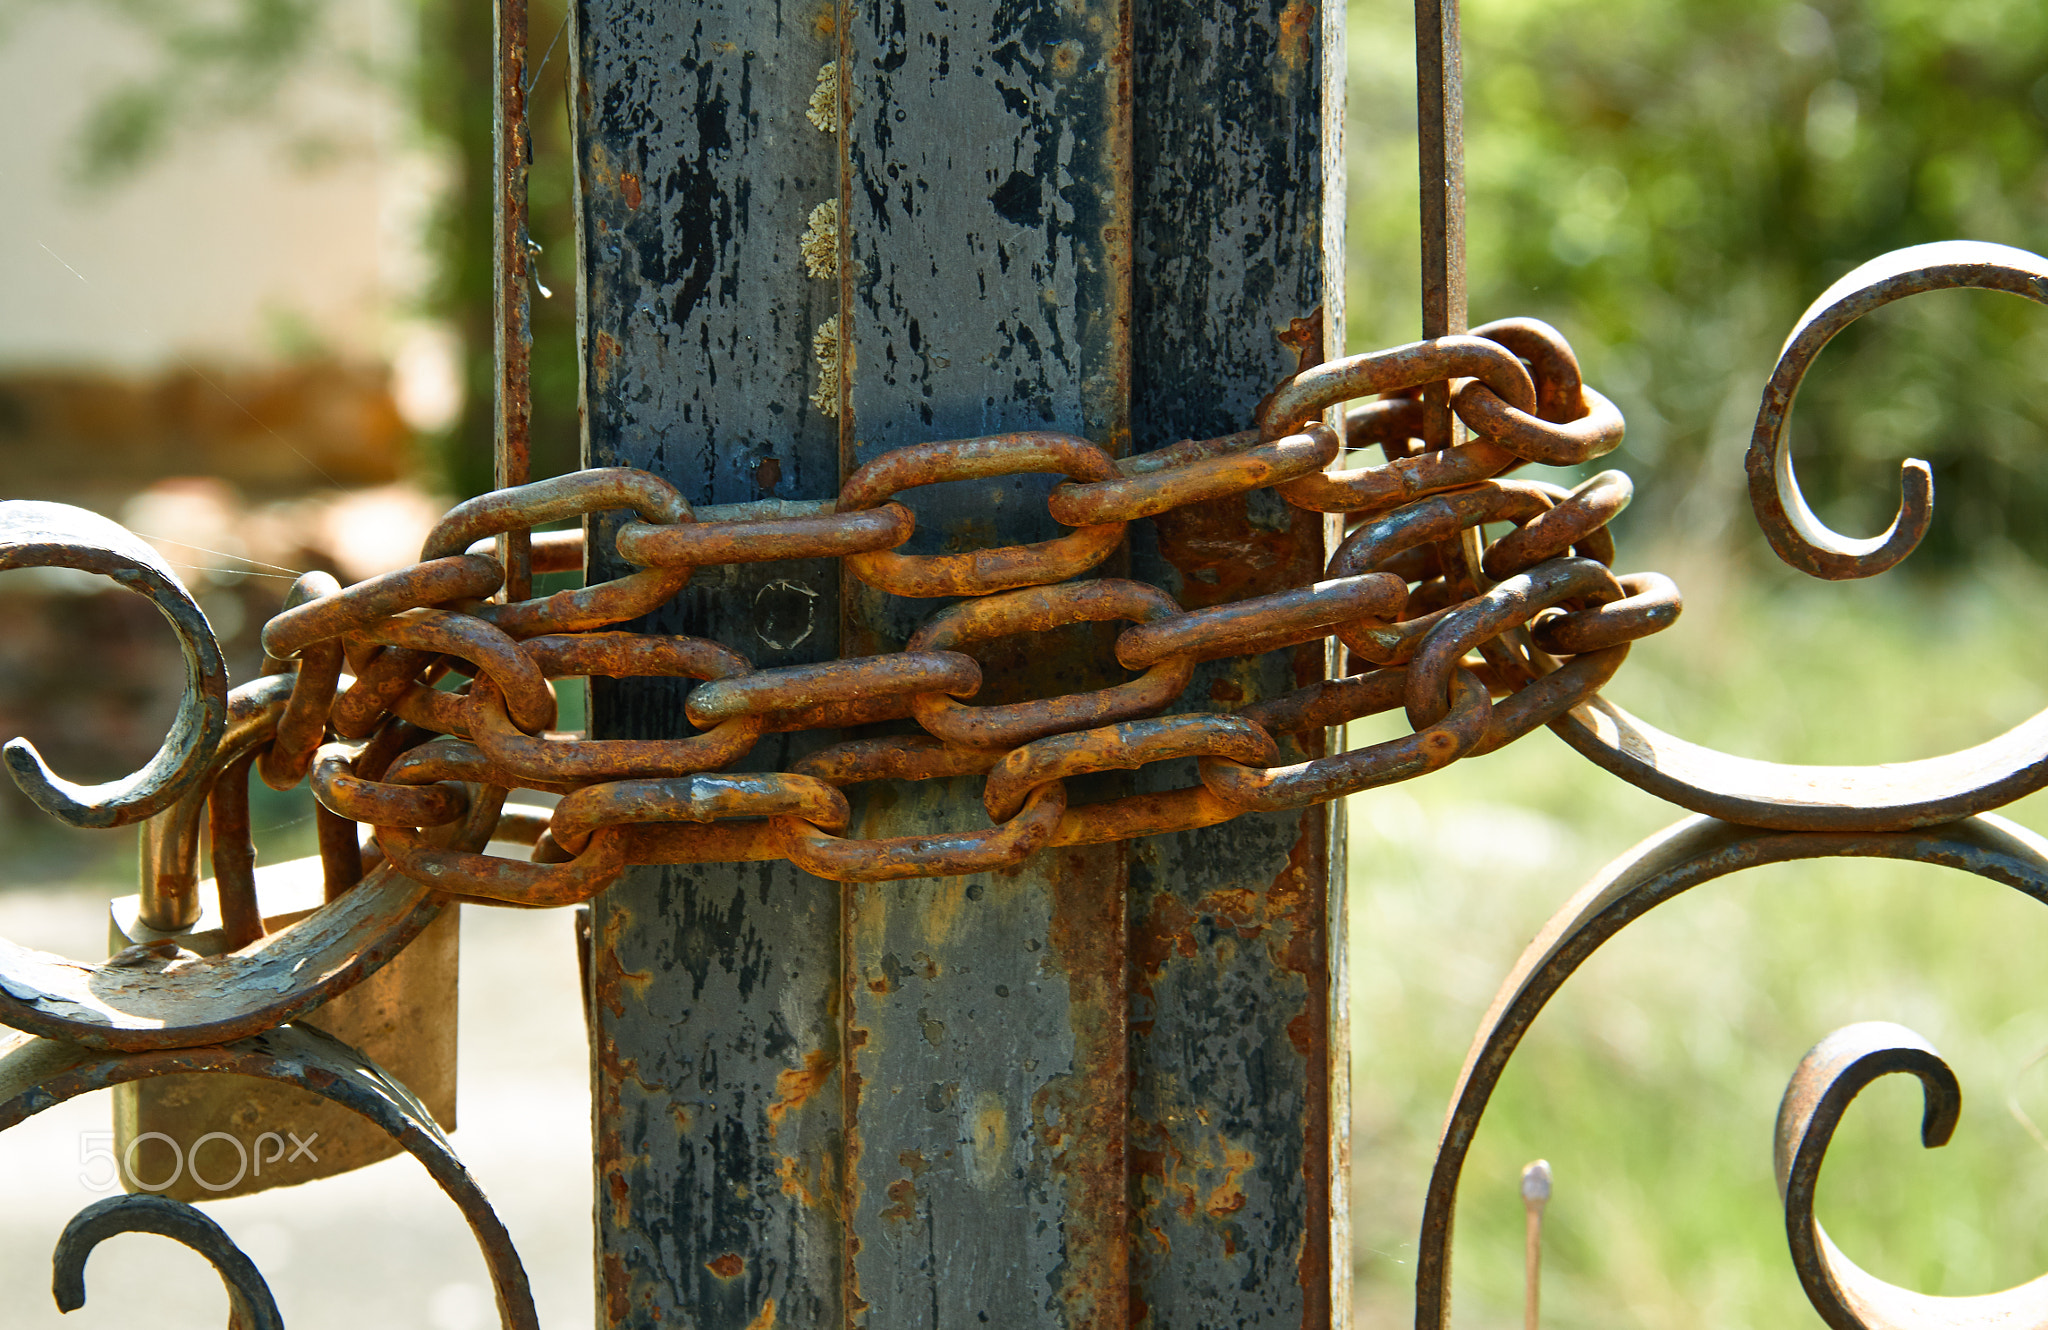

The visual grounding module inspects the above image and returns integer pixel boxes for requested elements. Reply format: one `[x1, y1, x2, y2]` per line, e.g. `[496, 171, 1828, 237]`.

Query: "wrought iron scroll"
[0, 1022, 538, 1329]
[0, 502, 228, 830]
[1410, 815, 2048, 1330]
[54, 1194, 286, 1329]
[1404, 8, 2048, 1326]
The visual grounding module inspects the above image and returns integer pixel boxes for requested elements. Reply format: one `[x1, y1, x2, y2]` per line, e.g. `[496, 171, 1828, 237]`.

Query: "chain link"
[160, 321, 1680, 901]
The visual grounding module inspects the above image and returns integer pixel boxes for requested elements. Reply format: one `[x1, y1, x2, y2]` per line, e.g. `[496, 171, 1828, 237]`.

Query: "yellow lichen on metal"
[810, 314, 843, 416]
[806, 61, 841, 133]
[800, 199, 839, 280]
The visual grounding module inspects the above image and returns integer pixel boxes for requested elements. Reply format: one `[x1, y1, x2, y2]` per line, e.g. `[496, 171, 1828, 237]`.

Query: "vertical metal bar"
[577, 1, 1339, 1324]
[209, 753, 264, 950]
[1415, 0, 1466, 451]
[836, 3, 1133, 1325]
[1127, 0, 1346, 1325]
[315, 800, 363, 901]
[574, 3, 845, 1327]
[494, 0, 533, 601]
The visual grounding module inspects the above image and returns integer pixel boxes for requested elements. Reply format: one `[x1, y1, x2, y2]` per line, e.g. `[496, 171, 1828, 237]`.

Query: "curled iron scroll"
[0, 857, 446, 1051]
[0, 1022, 537, 1330]
[1772, 1020, 2048, 1330]
[0, 501, 229, 828]
[1746, 240, 2048, 580]
[0, 675, 503, 1051]
[54, 1193, 284, 1329]
[1549, 696, 2048, 832]
[1544, 241, 2048, 831]
[1414, 813, 2048, 1330]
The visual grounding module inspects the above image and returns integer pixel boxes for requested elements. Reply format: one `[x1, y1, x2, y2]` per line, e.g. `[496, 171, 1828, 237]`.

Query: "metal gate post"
[1125, 7, 1347, 1326]
[574, 2, 1342, 1325]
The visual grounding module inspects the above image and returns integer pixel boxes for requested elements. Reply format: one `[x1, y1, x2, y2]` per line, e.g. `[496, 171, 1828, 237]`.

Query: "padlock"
[109, 714, 458, 1202]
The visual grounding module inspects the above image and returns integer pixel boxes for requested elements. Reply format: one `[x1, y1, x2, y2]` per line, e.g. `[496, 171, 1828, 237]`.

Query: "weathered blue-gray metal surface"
[575, 3, 846, 1326]
[837, 2, 1133, 1326]
[575, 0, 1340, 1324]
[1127, 2, 1346, 1325]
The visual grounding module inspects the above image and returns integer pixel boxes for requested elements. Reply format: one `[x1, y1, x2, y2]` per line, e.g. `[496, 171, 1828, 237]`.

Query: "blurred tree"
[419, 0, 582, 499]
[7, 0, 584, 499]
[1351, 0, 2048, 564]
[46, 0, 333, 177]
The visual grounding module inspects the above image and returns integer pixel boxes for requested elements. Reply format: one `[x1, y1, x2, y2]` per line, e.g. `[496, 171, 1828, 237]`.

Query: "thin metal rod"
[1521, 1159, 1552, 1330]
[1415, 0, 1466, 451]
[209, 752, 264, 950]
[493, 0, 534, 602]
[315, 800, 364, 902]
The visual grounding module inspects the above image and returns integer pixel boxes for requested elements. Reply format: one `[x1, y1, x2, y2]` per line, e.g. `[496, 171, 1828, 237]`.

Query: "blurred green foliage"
[31, 0, 333, 177]
[417, 0, 583, 499]
[1350, 546, 2048, 1328]
[36, 1, 2048, 565]
[1349, 0, 2048, 565]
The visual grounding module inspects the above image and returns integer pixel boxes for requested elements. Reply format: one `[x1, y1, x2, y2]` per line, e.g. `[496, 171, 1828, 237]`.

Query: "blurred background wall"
[0, 0, 467, 862]
[0, 13, 593, 1327]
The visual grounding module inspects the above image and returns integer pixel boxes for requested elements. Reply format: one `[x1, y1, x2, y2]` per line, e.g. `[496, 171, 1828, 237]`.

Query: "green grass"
[1348, 543, 2048, 1327]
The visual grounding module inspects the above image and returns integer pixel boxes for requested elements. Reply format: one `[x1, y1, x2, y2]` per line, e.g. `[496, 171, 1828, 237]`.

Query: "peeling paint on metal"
[578, 0, 848, 1324]
[1126, 0, 1341, 1324]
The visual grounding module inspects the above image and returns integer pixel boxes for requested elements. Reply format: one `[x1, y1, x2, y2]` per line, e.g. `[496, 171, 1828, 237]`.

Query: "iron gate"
[3, 0, 2047, 1326]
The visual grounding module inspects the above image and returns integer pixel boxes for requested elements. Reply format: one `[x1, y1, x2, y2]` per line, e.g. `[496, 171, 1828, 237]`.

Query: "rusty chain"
[157, 314, 1677, 907]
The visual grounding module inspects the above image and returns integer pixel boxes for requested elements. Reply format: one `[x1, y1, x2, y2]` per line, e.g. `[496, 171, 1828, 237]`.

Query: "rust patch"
[766, 1048, 837, 1133]
[1268, 826, 1322, 980]
[592, 331, 624, 394]
[1200, 887, 1262, 938]
[1204, 1145, 1256, 1218]
[706, 1252, 745, 1280]
[754, 455, 782, 491]
[1275, 306, 1325, 375]
[1282, 814, 1334, 1329]
[917, 877, 975, 945]
[606, 1167, 632, 1228]
[1130, 1116, 1199, 1223]
[1276, 0, 1315, 72]
[1287, 1009, 1315, 1059]
[620, 171, 643, 210]
[595, 943, 651, 1019]
[970, 1092, 1009, 1186]
[776, 1153, 828, 1211]
[879, 1177, 919, 1225]
[898, 1148, 928, 1177]
[1208, 677, 1245, 705]
[603, 1251, 630, 1324]
[598, 1035, 663, 1097]
[1133, 892, 1196, 977]
[585, 141, 614, 192]
[744, 1295, 778, 1330]
[1151, 496, 1310, 610]
[1036, 844, 1129, 1328]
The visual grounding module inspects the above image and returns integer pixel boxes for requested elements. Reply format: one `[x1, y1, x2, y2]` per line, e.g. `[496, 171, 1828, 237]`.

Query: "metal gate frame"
[2, 1, 2048, 1328]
